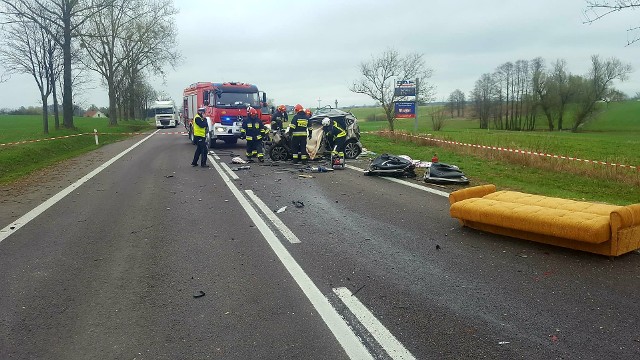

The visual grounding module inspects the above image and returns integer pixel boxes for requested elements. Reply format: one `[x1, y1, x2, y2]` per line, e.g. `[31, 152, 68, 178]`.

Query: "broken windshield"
[214, 92, 260, 109]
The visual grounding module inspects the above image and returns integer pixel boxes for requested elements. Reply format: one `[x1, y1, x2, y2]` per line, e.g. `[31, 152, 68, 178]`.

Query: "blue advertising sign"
[394, 80, 416, 96]
[394, 101, 416, 118]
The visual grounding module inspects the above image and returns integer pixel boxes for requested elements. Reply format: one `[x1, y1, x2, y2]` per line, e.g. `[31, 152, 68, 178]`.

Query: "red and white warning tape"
[371, 131, 638, 171]
[0, 131, 189, 147]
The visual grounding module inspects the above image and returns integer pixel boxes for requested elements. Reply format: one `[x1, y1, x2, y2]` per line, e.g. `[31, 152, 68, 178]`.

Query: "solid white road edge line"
[333, 287, 416, 360]
[244, 190, 301, 244]
[345, 164, 449, 198]
[219, 162, 240, 180]
[208, 154, 373, 360]
[0, 130, 159, 244]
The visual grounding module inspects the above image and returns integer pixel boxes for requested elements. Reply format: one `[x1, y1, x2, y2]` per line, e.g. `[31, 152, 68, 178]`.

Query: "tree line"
[0, 0, 179, 134]
[462, 55, 632, 132]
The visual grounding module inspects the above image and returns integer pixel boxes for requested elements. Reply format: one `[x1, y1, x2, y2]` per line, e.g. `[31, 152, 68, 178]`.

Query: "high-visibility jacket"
[241, 116, 267, 141]
[327, 122, 346, 139]
[289, 113, 309, 137]
[193, 114, 206, 137]
[270, 111, 288, 131]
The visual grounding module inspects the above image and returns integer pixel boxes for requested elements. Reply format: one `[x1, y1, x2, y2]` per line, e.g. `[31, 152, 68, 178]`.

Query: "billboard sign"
[394, 101, 416, 118]
[394, 80, 416, 96]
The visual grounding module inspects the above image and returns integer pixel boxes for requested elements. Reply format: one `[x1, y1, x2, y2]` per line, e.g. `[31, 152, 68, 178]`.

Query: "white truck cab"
[151, 100, 179, 128]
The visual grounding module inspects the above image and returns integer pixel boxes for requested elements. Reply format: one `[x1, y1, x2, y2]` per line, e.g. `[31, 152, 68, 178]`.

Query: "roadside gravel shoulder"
[0, 135, 147, 227]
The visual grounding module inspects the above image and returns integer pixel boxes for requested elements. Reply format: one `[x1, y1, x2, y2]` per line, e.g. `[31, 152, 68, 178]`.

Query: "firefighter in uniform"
[322, 117, 347, 162]
[191, 107, 209, 167]
[241, 107, 267, 162]
[270, 104, 288, 131]
[288, 104, 310, 164]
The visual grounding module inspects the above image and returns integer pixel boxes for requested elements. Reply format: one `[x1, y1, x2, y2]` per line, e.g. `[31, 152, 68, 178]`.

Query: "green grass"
[0, 115, 154, 184]
[360, 133, 639, 205]
[351, 102, 640, 167]
[348, 101, 640, 205]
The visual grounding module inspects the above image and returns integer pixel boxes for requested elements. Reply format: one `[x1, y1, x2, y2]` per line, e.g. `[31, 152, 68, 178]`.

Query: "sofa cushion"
[484, 191, 620, 216]
[450, 198, 611, 244]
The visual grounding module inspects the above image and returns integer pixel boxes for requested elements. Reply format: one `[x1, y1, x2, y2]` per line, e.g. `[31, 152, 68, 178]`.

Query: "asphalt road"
[1, 128, 639, 359]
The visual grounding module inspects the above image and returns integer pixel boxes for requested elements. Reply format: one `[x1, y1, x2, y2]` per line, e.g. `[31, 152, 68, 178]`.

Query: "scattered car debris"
[292, 200, 305, 208]
[276, 206, 287, 214]
[310, 166, 333, 172]
[298, 174, 314, 179]
[165, 174, 174, 178]
[364, 153, 416, 178]
[498, 341, 510, 345]
[231, 157, 247, 164]
[232, 166, 251, 171]
[436, 244, 441, 250]
[193, 290, 206, 298]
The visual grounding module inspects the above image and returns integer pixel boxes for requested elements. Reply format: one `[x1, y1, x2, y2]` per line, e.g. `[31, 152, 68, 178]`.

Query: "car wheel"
[189, 127, 195, 144]
[344, 140, 361, 159]
[206, 133, 216, 149]
[269, 145, 289, 161]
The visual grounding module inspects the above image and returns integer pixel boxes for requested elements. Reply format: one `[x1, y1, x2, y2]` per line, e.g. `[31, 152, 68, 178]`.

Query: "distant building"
[84, 110, 106, 118]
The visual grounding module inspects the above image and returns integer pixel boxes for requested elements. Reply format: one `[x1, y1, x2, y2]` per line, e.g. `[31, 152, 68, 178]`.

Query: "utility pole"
[335, 99, 338, 109]
[317, 98, 321, 109]
[414, 77, 419, 134]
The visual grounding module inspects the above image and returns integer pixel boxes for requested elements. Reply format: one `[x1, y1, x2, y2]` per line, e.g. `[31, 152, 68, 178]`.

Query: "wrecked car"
[266, 107, 363, 161]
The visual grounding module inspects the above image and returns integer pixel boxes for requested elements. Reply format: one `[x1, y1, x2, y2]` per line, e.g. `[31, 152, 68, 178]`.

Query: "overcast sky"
[1, 0, 640, 110]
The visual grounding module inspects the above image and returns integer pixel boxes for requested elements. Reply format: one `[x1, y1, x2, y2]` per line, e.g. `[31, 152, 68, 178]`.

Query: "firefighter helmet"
[294, 104, 304, 113]
[322, 117, 331, 127]
[247, 107, 258, 117]
[277, 104, 286, 113]
[304, 108, 312, 117]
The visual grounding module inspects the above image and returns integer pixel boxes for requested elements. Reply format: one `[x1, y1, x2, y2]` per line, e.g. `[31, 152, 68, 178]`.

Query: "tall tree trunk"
[48, 46, 60, 130]
[62, 10, 74, 129]
[108, 77, 118, 126]
[41, 95, 49, 134]
[52, 80, 60, 130]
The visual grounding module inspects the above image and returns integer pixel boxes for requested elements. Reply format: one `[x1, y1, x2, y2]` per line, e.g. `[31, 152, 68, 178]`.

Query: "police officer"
[288, 104, 310, 164]
[241, 107, 267, 162]
[322, 117, 347, 162]
[191, 107, 209, 167]
[270, 104, 288, 131]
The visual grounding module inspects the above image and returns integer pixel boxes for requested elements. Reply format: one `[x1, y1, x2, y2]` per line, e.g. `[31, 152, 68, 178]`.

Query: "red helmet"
[247, 107, 258, 117]
[305, 108, 312, 117]
[277, 105, 286, 113]
[294, 104, 304, 113]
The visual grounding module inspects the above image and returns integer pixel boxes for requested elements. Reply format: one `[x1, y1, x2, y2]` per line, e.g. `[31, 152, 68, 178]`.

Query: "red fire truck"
[182, 82, 270, 148]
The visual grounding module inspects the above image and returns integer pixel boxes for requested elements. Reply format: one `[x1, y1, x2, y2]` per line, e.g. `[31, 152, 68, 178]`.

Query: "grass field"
[0, 115, 154, 184]
[349, 102, 640, 166]
[1, 103, 639, 205]
[347, 101, 640, 205]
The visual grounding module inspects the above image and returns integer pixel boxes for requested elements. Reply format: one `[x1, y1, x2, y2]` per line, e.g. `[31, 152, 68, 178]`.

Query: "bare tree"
[1, 0, 112, 129]
[551, 59, 576, 130]
[530, 57, 555, 130]
[0, 15, 59, 134]
[470, 73, 498, 129]
[79, 0, 177, 125]
[572, 55, 632, 131]
[350, 48, 434, 131]
[447, 89, 466, 118]
[584, 1, 640, 45]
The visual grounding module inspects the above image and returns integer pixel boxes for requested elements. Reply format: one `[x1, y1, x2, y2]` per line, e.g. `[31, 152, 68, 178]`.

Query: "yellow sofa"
[449, 184, 640, 256]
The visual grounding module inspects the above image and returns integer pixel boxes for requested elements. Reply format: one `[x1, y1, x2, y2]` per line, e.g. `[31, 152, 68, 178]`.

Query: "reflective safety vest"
[331, 123, 346, 138]
[193, 114, 206, 137]
[241, 118, 266, 141]
[289, 114, 308, 136]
